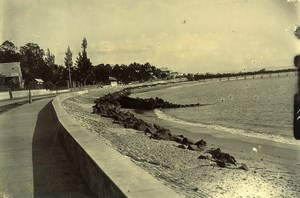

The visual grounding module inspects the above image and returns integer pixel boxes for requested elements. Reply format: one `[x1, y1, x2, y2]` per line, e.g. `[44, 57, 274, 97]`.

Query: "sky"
[0, 0, 300, 73]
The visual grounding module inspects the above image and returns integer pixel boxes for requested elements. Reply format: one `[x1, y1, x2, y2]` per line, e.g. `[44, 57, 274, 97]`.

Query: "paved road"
[0, 97, 93, 197]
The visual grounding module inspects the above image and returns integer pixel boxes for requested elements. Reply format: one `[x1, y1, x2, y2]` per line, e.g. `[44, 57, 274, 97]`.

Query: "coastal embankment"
[62, 82, 300, 197]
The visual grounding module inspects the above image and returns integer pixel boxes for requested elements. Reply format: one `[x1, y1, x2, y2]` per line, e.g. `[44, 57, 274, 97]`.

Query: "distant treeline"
[0, 39, 162, 88]
[191, 68, 297, 81]
[1, 38, 297, 88]
[92, 62, 162, 84]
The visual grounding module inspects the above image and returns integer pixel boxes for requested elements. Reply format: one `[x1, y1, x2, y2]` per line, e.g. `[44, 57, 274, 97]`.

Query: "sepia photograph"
[0, 0, 300, 197]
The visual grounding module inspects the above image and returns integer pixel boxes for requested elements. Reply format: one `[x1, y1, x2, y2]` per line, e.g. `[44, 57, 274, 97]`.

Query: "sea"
[131, 74, 299, 145]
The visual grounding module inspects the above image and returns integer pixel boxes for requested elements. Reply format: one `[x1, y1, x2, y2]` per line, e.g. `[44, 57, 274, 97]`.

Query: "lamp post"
[28, 82, 32, 104]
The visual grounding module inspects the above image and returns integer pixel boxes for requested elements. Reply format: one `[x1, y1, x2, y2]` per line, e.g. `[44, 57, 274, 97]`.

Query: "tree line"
[0, 38, 162, 89]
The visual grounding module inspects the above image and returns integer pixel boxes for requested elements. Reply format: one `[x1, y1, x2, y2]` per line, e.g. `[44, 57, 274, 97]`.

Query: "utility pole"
[28, 82, 32, 103]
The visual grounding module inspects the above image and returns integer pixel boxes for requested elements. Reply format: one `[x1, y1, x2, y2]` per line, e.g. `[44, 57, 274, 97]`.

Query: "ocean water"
[132, 75, 299, 145]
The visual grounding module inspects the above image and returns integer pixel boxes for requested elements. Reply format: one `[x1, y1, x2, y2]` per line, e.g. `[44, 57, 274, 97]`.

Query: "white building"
[0, 62, 23, 89]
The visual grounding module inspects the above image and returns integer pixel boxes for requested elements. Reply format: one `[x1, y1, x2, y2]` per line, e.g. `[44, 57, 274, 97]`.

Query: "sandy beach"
[62, 83, 300, 198]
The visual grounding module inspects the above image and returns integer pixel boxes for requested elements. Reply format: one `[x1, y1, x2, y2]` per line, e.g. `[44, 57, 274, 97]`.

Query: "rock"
[144, 131, 152, 138]
[151, 128, 173, 140]
[123, 121, 135, 128]
[182, 137, 196, 145]
[239, 163, 249, 171]
[178, 144, 186, 149]
[207, 148, 236, 165]
[145, 127, 156, 134]
[113, 114, 125, 121]
[215, 159, 226, 168]
[153, 123, 161, 130]
[92, 106, 98, 113]
[195, 139, 207, 147]
[187, 144, 199, 151]
[198, 155, 208, 160]
[174, 136, 184, 144]
[113, 120, 123, 125]
[133, 122, 148, 132]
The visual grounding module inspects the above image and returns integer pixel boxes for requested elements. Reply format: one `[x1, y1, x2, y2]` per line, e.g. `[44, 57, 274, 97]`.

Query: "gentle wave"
[154, 109, 298, 145]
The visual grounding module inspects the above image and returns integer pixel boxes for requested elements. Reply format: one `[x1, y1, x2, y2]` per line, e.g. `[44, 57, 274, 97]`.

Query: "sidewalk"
[0, 98, 93, 197]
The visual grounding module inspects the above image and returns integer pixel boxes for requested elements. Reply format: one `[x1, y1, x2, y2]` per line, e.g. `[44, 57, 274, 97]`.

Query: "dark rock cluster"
[206, 148, 236, 168]
[93, 90, 207, 145]
[92, 89, 247, 170]
[118, 96, 200, 110]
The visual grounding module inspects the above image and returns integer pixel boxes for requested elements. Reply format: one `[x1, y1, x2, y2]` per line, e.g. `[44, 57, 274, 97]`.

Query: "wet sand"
[62, 84, 300, 197]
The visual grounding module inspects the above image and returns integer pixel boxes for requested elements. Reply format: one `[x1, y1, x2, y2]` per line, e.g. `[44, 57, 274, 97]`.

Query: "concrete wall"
[0, 89, 69, 101]
[0, 92, 9, 100]
[51, 90, 181, 198]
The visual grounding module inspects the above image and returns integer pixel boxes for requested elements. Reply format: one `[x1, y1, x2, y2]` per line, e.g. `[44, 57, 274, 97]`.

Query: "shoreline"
[62, 82, 300, 197]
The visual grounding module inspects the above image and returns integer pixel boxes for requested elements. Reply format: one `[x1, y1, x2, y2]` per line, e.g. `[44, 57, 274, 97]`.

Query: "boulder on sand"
[151, 128, 173, 140]
[198, 155, 208, 160]
[133, 121, 149, 132]
[195, 139, 207, 148]
[198, 155, 212, 160]
[215, 159, 226, 168]
[239, 163, 249, 171]
[178, 144, 186, 149]
[187, 144, 199, 151]
[174, 136, 184, 144]
[182, 137, 196, 145]
[207, 148, 236, 165]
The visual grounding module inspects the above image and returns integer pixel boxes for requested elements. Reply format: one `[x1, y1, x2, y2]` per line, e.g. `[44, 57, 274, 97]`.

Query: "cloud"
[3, 0, 300, 73]
[88, 41, 154, 55]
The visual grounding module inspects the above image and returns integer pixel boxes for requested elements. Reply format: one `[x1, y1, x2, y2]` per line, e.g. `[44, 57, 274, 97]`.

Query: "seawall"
[0, 89, 69, 101]
[50, 90, 181, 197]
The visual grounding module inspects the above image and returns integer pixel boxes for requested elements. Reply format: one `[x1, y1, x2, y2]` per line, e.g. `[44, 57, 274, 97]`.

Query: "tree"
[45, 49, 55, 67]
[64, 46, 73, 87]
[111, 64, 122, 80]
[185, 73, 194, 81]
[75, 37, 93, 85]
[110, 62, 161, 83]
[139, 62, 153, 81]
[0, 40, 21, 63]
[93, 64, 112, 83]
[43, 48, 56, 82]
[20, 43, 46, 84]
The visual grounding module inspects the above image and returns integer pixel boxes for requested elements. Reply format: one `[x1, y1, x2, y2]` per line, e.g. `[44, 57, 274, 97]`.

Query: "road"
[0, 97, 93, 197]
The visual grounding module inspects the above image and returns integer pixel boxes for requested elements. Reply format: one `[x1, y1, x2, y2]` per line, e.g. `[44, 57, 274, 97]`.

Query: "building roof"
[0, 62, 22, 77]
[34, 78, 44, 83]
[109, 77, 117, 81]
